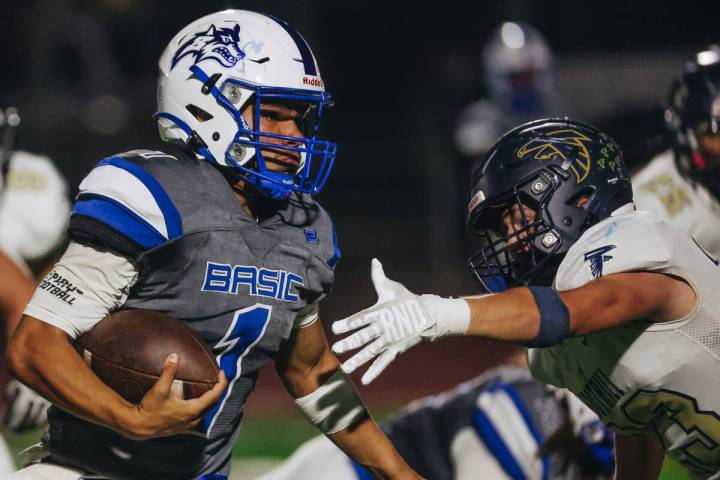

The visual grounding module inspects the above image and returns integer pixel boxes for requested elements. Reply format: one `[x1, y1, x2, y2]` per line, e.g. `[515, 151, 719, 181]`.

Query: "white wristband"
[293, 369, 367, 435]
[421, 295, 471, 340]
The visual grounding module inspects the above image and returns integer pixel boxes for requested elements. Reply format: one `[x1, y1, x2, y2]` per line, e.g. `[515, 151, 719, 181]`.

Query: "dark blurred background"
[2, 0, 719, 411]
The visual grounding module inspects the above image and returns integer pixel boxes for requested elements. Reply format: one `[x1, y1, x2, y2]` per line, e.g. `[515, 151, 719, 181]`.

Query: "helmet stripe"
[263, 14, 318, 76]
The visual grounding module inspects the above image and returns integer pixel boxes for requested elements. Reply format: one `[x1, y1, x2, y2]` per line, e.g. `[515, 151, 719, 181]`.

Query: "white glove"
[3, 379, 50, 432]
[331, 259, 470, 385]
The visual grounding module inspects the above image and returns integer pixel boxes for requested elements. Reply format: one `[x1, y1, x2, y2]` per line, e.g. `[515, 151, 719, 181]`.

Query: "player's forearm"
[463, 287, 542, 343]
[7, 315, 138, 436]
[330, 417, 420, 480]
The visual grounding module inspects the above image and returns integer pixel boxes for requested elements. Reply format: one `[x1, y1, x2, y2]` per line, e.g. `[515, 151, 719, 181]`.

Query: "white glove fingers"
[339, 337, 386, 374]
[332, 305, 385, 335]
[361, 346, 399, 385]
[332, 322, 382, 354]
[371, 258, 394, 303]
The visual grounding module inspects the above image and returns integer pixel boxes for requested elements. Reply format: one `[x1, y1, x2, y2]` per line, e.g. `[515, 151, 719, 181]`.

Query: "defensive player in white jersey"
[633, 46, 720, 257]
[332, 118, 720, 479]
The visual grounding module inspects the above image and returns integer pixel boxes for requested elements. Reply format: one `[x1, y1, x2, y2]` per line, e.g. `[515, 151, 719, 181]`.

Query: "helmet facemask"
[468, 172, 568, 292]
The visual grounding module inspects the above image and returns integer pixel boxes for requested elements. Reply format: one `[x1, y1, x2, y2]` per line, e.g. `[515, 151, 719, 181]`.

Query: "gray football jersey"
[380, 366, 613, 480]
[43, 150, 340, 479]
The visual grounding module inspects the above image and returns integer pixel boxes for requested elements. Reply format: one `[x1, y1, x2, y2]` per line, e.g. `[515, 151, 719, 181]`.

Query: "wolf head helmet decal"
[171, 24, 246, 70]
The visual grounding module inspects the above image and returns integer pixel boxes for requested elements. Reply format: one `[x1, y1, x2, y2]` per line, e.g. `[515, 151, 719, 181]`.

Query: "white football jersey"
[632, 150, 720, 258]
[527, 206, 720, 479]
[0, 151, 70, 275]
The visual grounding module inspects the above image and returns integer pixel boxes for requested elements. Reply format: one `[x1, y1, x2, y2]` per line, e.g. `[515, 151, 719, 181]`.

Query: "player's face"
[698, 132, 720, 168]
[500, 203, 537, 252]
[241, 101, 304, 174]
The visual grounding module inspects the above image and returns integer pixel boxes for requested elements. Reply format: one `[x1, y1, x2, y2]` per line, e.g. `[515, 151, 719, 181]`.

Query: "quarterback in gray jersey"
[7, 10, 418, 480]
[260, 365, 614, 480]
[333, 119, 720, 479]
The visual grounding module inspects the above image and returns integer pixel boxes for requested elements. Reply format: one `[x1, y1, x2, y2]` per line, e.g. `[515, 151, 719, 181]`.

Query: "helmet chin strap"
[251, 170, 295, 200]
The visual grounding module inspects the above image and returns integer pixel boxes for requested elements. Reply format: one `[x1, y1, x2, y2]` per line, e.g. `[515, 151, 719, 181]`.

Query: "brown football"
[75, 310, 219, 404]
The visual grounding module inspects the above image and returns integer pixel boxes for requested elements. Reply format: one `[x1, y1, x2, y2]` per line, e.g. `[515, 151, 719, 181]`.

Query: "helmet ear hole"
[185, 104, 214, 122]
[565, 187, 595, 207]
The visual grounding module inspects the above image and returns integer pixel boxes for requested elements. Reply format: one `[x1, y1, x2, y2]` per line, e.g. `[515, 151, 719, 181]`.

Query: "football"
[74, 310, 219, 404]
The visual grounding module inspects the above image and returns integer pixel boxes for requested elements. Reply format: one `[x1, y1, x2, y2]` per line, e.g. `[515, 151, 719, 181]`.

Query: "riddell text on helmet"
[303, 76, 324, 88]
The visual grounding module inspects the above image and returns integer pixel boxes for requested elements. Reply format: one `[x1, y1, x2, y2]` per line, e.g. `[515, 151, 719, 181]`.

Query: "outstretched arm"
[464, 270, 695, 342]
[275, 317, 419, 480]
[332, 260, 695, 384]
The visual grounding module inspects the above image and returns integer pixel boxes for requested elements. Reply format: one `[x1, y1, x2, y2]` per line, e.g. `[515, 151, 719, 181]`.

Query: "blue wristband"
[526, 286, 570, 347]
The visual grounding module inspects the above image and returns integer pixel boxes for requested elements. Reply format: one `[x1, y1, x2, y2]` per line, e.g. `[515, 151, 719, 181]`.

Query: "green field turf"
[4, 417, 693, 479]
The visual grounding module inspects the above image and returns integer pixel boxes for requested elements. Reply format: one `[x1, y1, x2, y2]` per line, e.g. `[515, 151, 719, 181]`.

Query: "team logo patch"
[517, 129, 593, 183]
[171, 24, 246, 70]
[304, 228, 319, 244]
[583, 245, 616, 279]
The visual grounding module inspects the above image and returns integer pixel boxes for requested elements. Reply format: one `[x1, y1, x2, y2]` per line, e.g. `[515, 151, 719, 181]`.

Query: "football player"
[258, 364, 614, 480]
[0, 108, 70, 279]
[633, 46, 720, 257]
[7, 10, 418, 480]
[332, 119, 720, 479]
[0, 107, 69, 436]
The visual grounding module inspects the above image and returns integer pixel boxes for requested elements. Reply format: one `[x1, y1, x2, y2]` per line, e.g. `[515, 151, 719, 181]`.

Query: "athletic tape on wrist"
[294, 369, 367, 435]
[526, 286, 570, 347]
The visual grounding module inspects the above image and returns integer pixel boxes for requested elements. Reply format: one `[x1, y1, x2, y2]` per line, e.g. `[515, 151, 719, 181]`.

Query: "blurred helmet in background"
[482, 21, 556, 118]
[156, 9, 336, 199]
[456, 22, 559, 158]
[666, 45, 720, 198]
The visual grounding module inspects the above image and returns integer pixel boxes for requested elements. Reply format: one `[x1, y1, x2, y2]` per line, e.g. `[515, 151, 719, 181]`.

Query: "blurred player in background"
[333, 119, 720, 479]
[7, 10, 418, 480]
[633, 46, 720, 257]
[259, 363, 614, 480]
[0, 107, 69, 474]
[0, 107, 36, 480]
[0, 109, 71, 279]
[454, 22, 560, 161]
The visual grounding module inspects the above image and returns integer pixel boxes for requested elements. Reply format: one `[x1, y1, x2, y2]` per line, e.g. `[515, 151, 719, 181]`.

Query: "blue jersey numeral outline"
[203, 304, 272, 435]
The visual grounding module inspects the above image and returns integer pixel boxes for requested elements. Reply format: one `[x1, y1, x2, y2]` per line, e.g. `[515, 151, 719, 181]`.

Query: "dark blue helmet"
[666, 46, 720, 198]
[467, 118, 632, 292]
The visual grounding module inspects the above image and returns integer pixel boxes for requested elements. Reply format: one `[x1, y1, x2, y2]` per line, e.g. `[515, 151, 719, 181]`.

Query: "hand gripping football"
[75, 310, 219, 403]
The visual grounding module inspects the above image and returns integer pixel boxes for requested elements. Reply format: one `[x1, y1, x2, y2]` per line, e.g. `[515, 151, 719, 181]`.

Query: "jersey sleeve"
[24, 241, 138, 338]
[554, 211, 678, 291]
[68, 155, 183, 259]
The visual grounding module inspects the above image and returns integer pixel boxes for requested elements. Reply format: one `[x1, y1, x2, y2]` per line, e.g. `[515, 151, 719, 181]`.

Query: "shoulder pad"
[283, 194, 341, 270]
[69, 152, 183, 257]
[555, 210, 675, 290]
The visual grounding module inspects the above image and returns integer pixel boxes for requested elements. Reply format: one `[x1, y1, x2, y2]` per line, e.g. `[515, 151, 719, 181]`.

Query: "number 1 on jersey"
[202, 304, 272, 435]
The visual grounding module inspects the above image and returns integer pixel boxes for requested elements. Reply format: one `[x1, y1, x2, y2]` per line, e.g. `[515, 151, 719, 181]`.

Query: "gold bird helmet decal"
[516, 128, 593, 183]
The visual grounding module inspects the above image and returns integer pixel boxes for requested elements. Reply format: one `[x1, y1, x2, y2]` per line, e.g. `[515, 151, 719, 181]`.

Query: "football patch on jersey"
[583, 245, 616, 279]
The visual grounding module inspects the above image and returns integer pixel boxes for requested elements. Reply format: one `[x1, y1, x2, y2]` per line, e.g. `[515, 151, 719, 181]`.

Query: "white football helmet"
[156, 10, 336, 199]
[482, 22, 555, 117]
